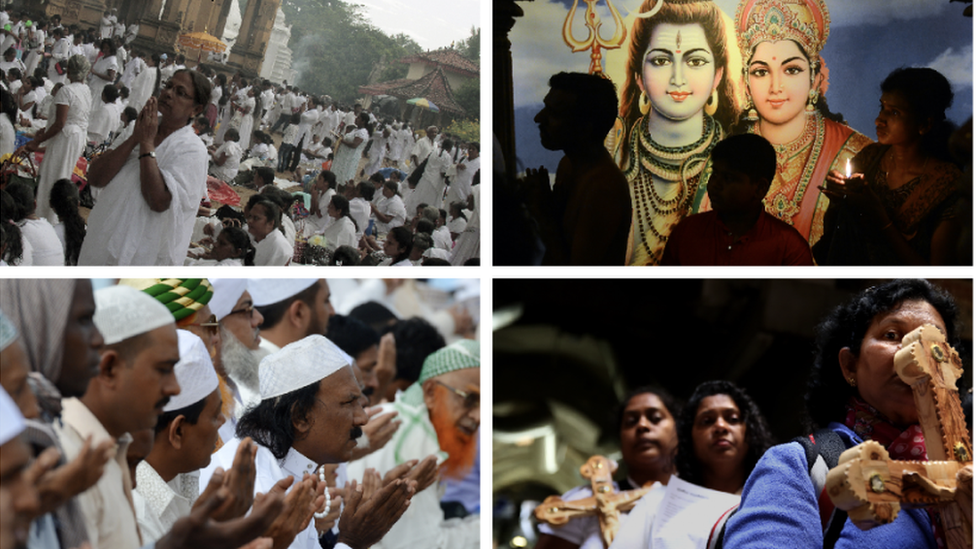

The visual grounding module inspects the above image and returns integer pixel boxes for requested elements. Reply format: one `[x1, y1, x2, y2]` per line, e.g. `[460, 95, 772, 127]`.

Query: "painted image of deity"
[507, 0, 972, 266]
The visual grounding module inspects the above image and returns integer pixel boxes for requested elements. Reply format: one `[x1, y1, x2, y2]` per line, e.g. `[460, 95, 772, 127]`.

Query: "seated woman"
[319, 195, 358, 251]
[48, 178, 86, 266]
[209, 127, 242, 183]
[610, 381, 773, 548]
[186, 226, 252, 266]
[0, 189, 29, 266]
[376, 226, 413, 267]
[536, 387, 681, 549]
[722, 279, 971, 549]
[304, 169, 337, 237]
[816, 68, 963, 265]
[246, 199, 292, 266]
[5, 181, 65, 266]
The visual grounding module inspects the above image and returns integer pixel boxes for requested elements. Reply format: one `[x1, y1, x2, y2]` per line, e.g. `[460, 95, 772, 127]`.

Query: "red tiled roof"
[359, 66, 465, 115]
[399, 48, 479, 78]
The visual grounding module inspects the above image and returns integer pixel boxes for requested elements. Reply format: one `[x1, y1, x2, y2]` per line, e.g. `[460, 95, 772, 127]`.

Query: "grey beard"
[355, 433, 371, 450]
[220, 325, 260, 394]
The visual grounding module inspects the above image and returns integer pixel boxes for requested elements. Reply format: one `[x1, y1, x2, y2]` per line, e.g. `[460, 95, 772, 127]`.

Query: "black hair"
[255, 166, 275, 187]
[416, 219, 434, 236]
[613, 385, 682, 439]
[330, 245, 360, 266]
[318, 170, 338, 190]
[348, 301, 398, 333]
[421, 258, 451, 266]
[0, 190, 24, 264]
[0, 86, 16, 123]
[224, 128, 241, 142]
[330, 194, 358, 231]
[173, 68, 213, 110]
[412, 233, 433, 254]
[122, 106, 138, 124]
[380, 317, 445, 383]
[880, 67, 956, 159]
[807, 279, 959, 429]
[99, 38, 117, 56]
[675, 380, 774, 487]
[250, 199, 281, 233]
[327, 315, 380, 359]
[5, 181, 34, 220]
[357, 181, 374, 201]
[49, 179, 85, 266]
[449, 201, 467, 221]
[386, 226, 412, 263]
[155, 396, 209, 435]
[548, 72, 619, 142]
[710, 133, 777, 193]
[101, 83, 119, 103]
[237, 381, 320, 459]
[118, 85, 129, 99]
[383, 180, 399, 195]
[256, 280, 321, 330]
[219, 226, 254, 266]
[369, 173, 385, 184]
[438, 209, 447, 222]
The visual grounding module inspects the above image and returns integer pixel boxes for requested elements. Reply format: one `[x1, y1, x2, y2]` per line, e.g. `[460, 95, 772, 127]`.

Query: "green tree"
[458, 26, 480, 64]
[454, 80, 479, 121]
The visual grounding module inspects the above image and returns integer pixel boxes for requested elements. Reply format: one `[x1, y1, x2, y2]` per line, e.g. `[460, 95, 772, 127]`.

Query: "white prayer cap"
[94, 285, 174, 345]
[0, 386, 25, 446]
[210, 279, 248, 320]
[248, 279, 318, 307]
[259, 335, 353, 400]
[163, 331, 220, 413]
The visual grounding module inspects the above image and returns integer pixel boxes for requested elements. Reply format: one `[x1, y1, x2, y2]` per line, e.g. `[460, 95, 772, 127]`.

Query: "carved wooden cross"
[826, 324, 972, 549]
[535, 455, 654, 548]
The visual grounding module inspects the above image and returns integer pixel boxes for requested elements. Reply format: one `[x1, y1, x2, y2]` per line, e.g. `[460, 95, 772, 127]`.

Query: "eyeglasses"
[226, 304, 255, 319]
[188, 314, 219, 336]
[435, 380, 479, 410]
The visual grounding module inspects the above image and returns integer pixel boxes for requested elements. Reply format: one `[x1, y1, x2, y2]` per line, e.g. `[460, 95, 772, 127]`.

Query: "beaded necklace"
[752, 113, 825, 225]
[626, 115, 722, 264]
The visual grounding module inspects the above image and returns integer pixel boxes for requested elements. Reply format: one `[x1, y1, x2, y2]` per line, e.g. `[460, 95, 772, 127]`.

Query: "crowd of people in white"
[0, 6, 480, 267]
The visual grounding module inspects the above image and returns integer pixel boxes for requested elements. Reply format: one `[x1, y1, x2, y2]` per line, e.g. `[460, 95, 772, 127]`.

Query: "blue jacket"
[724, 423, 936, 549]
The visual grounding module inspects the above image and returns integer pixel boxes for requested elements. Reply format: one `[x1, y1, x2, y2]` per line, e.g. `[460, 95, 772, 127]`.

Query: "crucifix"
[535, 455, 654, 548]
[826, 324, 973, 549]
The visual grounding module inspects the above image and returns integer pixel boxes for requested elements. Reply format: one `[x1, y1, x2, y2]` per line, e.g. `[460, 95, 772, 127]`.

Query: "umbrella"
[406, 97, 439, 113]
[178, 31, 227, 53]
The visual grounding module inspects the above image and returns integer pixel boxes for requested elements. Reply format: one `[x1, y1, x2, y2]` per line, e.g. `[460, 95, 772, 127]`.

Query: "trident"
[562, 0, 628, 75]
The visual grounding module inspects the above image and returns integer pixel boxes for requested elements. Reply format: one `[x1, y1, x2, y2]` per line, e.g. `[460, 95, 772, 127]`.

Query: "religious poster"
[508, 0, 972, 265]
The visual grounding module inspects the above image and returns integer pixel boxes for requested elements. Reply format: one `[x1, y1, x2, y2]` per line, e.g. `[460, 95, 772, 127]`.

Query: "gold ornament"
[847, 377, 857, 387]
[639, 91, 650, 115]
[705, 89, 718, 116]
[806, 89, 818, 115]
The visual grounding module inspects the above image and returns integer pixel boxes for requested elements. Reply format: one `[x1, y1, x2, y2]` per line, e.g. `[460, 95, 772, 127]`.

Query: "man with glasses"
[346, 339, 481, 549]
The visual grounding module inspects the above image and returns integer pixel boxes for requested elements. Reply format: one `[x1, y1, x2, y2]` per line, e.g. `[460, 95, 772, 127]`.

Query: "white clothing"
[296, 108, 319, 148]
[409, 136, 435, 167]
[447, 155, 480, 206]
[87, 99, 122, 144]
[238, 96, 256, 150]
[0, 113, 14, 158]
[253, 229, 292, 266]
[406, 148, 451, 213]
[48, 37, 71, 83]
[99, 16, 116, 39]
[281, 124, 300, 147]
[540, 480, 664, 549]
[118, 56, 145, 89]
[36, 82, 91, 223]
[210, 140, 243, 182]
[332, 127, 368, 185]
[346, 394, 478, 549]
[349, 197, 370, 241]
[447, 216, 467, 236]
[87, 55, 118, 111]
[128, 66, 158, 113]
[303, 188, 335, 236]
[133, 462, 197, 544]
[79, 124, 208, 265]
[432, 225, 452, 251]
[373, 194, 406, 235]
[450, 185, 479, 265]
[364, 129, 388, 176]
[320, 215, 357, 250]
[19, 218, 65, 266]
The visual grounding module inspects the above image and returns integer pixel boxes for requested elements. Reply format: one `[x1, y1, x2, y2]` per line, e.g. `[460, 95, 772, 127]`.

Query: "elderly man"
[346, 339, 481, 549]
[409, 126, 437, 169]
[54, 284, 181, 549]
[201, 335, 415, 549]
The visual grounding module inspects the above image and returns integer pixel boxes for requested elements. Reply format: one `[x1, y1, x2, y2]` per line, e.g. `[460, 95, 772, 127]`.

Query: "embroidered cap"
[259, 335, 353, 400]
[163, 330, 220, 412]
[94, 285, 175, 345]
[417, 339, 480, 385]
[248, 279, 318, 307]
[209, 279, 249, 320]
[120, 279, 214, 322]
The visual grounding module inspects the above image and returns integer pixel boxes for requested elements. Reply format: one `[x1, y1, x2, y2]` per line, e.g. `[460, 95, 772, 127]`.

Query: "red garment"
[661, 210, 813, 266]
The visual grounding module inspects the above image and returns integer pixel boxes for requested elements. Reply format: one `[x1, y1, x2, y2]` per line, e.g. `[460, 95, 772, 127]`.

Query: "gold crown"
[735, 0, 830, 64]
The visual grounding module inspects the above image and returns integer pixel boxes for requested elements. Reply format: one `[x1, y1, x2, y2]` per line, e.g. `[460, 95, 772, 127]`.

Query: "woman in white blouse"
[247, 199, 292, 266]
[319, 194, 358, 250]
[87, 39, 118, 112]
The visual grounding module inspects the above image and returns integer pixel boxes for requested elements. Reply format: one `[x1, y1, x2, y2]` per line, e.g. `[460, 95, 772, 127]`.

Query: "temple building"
[259, 7, 296, 84]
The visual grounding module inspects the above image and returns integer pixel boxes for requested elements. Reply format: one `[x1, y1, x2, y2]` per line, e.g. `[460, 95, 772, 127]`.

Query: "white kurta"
[447, 156, 480, 206]
[432, 225, 452, 251]
[320, 215, 357, 250]
[373, 195, 406, 235]
[253, 229, 292, 266]
[128, 66, 158, 113]
[304, 188, 335, 236]
[406, 148, 451, 213]
[79, 124, 208, 265]
[36, 82, 91, 224]
[332, 127, 368, 185]
[133, 462, 197, 544]
[238, 96, 256, 150]
[349, 197, 370, 241]
[210, 140, 242, 182]
[345, 394, 478, 549]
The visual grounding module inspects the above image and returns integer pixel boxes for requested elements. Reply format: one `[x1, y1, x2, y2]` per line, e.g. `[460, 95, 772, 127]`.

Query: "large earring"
[705, 89, 718, 117]
[743, 99, 759, 122]
[806, 89, 818, 115]
[639, 91, 650, 116]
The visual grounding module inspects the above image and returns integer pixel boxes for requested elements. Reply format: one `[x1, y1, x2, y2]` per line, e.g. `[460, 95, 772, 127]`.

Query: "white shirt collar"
[280, 446, 319, 479]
